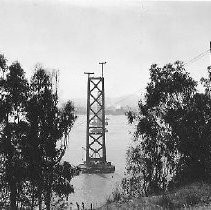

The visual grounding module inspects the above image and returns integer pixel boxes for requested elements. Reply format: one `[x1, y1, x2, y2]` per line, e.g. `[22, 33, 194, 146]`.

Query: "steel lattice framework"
[85, 74, 106, 164]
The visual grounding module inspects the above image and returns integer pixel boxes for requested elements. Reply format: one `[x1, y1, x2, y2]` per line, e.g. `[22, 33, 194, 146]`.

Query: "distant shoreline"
[75, 107, 136, 116]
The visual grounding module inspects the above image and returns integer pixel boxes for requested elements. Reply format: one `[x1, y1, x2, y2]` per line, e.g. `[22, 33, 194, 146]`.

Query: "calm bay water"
[63, 115, 133, 209]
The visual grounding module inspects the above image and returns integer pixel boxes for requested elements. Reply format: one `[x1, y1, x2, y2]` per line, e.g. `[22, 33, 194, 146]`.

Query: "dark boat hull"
[78, 162, 115, 174]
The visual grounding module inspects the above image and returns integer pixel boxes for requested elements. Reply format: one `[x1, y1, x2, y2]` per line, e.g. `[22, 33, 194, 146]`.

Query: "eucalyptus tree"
[25, 66, 78, 209]
[125, 61, 197, 196]
[0, 55, 78, 209]
[0, 56, 29, 209]
[166, 93, 211, 186]
[0, 54, 8, 206]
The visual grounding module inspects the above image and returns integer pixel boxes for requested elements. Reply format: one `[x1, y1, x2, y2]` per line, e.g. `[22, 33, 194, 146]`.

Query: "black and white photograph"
[1, 0, 211, 209]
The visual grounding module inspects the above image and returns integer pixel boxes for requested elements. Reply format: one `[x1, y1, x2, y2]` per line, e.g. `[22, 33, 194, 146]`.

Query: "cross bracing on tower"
[86, 76, 106, 163]
[79, 63, 115, 173]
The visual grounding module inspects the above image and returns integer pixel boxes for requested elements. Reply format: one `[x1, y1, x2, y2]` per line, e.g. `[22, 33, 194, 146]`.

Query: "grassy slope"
[97, 182, 211, 210]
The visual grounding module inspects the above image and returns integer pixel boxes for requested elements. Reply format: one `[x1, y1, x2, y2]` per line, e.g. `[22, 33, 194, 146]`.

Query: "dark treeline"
[123, 61, 211, 197]
[0, 54, 79, 209]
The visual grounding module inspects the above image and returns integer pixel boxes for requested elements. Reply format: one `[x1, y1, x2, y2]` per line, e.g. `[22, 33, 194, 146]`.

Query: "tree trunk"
[10, 180, 17, 210]
[45, 188, 51, 210]
[38, 185, 42, 210]
[31, 183, 35, 210]
[45, 170, 53, 210]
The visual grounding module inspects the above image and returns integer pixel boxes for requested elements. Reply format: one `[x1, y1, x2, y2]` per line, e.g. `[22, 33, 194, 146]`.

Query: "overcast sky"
[0, 0, 211, 101]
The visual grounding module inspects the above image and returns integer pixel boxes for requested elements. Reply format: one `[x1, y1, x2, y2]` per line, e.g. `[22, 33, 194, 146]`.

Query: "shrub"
[185, 193, 201, 206]
[106, 187, 122, 204]
[156, 194, 174, 209]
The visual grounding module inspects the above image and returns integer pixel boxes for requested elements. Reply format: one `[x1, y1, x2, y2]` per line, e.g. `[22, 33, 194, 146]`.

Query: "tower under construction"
[79, 62, 115, 173]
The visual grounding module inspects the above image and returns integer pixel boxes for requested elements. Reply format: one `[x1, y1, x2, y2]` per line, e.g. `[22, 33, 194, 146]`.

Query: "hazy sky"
[0, 0, 211, 101]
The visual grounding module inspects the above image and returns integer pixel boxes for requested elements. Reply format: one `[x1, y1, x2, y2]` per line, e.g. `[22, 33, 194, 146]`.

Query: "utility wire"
[111, 49, 210, 106]
[183, 49, 210, 66]
[112, 49, 211, 105]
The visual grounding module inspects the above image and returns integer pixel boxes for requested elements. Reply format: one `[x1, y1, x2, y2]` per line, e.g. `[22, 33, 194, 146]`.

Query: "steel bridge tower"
[84, 62, 107, 165]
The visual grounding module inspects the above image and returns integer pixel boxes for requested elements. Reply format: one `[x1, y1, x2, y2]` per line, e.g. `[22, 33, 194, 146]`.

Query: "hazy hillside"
[71, 94, 141, 109]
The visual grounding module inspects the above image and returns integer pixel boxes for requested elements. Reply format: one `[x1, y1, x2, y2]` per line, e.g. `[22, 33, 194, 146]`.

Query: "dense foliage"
[124, 61, 211, 197]
[0, 54, 79, 209]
